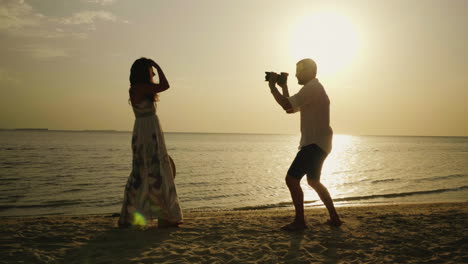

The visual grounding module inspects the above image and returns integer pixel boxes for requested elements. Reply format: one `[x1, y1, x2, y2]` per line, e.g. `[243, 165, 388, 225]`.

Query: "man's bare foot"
[281, 222, 308, 231]
[325, 219, 344, 227]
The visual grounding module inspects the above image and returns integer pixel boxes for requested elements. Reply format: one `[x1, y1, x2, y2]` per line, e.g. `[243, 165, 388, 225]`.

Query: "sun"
[289, 11, 361, 77]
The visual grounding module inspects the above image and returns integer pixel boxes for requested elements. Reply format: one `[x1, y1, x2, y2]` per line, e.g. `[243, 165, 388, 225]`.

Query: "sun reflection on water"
[303, 134, 356, 203]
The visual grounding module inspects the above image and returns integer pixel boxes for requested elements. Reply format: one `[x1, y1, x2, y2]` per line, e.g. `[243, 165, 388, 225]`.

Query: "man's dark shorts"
[287, 144, 328, 181]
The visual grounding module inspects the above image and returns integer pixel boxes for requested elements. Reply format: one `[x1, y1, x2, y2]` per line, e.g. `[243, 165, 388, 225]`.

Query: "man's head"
[295, 58, 317, 85]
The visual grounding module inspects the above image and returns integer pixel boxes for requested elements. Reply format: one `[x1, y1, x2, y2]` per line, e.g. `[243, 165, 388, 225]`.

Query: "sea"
[0, 130, 467, 217]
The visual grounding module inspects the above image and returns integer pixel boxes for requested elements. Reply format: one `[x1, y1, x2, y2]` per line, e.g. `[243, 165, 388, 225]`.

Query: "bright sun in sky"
[289, 11, 362, 77]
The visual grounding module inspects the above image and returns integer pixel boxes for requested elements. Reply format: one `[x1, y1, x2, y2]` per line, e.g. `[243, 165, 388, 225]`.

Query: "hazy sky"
[1, 0, 467, 136]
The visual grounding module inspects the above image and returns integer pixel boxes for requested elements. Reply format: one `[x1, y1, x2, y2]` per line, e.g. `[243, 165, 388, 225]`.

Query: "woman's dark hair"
[130, 57, 152, 85]
[129, 57, 158, 103]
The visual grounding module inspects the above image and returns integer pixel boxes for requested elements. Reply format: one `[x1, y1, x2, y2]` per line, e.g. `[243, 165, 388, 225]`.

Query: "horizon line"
[0, 128, 467, 138]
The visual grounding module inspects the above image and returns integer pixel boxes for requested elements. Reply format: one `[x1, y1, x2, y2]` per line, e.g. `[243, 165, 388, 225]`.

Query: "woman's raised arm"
[150, 60, 170, 92]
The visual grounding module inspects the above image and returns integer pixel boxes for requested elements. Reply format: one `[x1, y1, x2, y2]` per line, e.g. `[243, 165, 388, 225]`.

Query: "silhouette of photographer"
[266, 58, 343, 231]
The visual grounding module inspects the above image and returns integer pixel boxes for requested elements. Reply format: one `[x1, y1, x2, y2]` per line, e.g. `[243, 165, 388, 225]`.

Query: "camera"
[265, 72, 288, 85]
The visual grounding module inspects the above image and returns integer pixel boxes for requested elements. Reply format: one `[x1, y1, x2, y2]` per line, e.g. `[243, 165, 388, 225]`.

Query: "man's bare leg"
[283, 175, 307, 230]
[308, 179, 343, 226]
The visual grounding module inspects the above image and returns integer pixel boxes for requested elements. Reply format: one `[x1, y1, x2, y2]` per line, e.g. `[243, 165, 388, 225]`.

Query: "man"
[267, 58, 343, 231]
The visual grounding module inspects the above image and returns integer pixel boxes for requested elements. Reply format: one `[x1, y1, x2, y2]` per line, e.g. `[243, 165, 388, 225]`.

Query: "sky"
[0, 0, 467, 136]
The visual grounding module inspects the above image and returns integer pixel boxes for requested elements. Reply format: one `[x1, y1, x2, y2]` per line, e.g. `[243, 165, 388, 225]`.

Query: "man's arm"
[278, 82, 297, 113]
[268, 74, 293, 113]
[279, 82, 290, 97]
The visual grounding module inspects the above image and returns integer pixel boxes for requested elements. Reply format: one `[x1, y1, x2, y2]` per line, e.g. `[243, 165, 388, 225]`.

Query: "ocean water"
[0, 130, 467, 217]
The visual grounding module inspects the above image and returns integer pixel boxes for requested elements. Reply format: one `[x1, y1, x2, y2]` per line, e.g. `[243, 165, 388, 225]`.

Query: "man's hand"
[278, 81, 289, 97]
[266, 71, 293, 112]
[268, 72, 278, 90]
[278, 81, 288, 90]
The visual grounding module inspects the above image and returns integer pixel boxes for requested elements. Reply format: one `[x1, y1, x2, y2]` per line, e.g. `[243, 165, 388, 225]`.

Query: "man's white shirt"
[287, 78, 333, 153]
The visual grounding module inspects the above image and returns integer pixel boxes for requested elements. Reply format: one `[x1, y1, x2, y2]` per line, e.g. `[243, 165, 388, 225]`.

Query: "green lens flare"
[131, 212, 147, 226]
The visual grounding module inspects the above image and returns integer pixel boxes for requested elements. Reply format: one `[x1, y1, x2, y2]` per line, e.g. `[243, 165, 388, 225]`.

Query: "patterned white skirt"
[118, 113, 182, 226]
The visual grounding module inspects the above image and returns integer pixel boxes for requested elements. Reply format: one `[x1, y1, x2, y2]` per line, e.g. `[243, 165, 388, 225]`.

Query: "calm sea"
[0, 130, 467, 217]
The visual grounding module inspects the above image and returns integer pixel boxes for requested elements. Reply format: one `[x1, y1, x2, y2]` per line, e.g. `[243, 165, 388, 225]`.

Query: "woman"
[118, 57, 182, 228]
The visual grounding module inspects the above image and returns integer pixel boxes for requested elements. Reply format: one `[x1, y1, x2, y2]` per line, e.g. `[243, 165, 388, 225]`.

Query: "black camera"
[265, 72, 288, 85]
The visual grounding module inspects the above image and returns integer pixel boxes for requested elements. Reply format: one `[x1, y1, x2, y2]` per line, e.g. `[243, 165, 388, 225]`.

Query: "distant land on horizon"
[0, 128, 467, 138]
[5, 128, 49, 131]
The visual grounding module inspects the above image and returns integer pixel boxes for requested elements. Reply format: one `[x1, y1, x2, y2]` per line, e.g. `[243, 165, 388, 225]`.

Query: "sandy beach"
[1, 202, 467, 264]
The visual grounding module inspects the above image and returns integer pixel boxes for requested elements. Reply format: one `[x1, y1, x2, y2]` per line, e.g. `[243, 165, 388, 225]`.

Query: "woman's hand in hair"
[149, 59, 169, 90]
[149, 59, 161, 69]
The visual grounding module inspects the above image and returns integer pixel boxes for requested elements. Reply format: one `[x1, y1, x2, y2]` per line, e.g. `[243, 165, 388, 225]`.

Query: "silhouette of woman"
[118, 57, 182, 228]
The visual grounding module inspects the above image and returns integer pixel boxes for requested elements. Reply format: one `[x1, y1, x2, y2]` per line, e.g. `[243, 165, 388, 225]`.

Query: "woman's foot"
[158, 219, 182, 228]
[118, 222, 131, 228]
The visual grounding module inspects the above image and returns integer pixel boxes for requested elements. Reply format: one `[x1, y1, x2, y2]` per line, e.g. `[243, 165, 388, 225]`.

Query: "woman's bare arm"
[151, 60, 170, 91]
